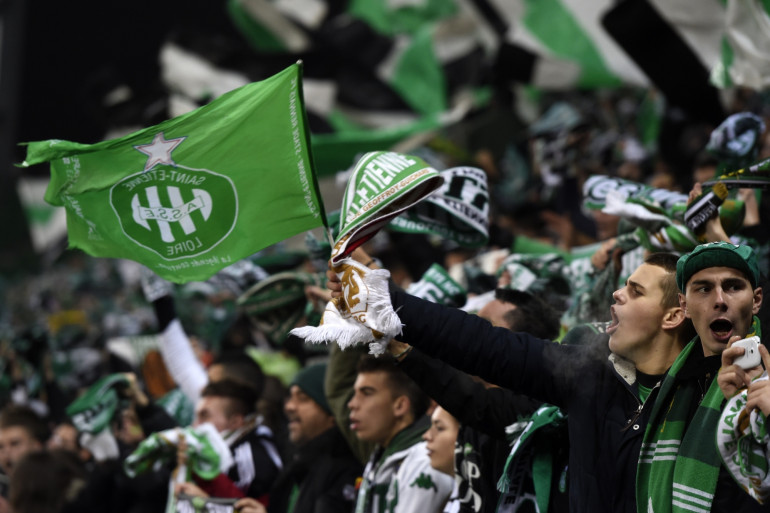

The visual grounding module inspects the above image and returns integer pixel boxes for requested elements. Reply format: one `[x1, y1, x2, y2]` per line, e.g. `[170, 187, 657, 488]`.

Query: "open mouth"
[606, 307, 619, 334]
[710, 319, 733, 341]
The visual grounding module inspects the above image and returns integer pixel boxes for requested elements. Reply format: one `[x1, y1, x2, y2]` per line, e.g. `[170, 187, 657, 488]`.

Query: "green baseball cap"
[676, 241, 759, 292]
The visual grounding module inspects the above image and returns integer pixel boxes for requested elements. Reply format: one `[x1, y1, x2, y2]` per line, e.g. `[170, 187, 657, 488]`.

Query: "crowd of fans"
[4, 17, 770, 512]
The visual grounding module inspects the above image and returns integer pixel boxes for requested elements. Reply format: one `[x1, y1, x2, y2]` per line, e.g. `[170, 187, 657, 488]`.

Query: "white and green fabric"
[582, 175, 688, 220]
[496, 252, 569, 296]
[406, 263, 466, 307]
[714, 0, 770, 90]
[67, 374, 130, 435]
[498, 405, 566, 513]
[706, 112, 766, 170]
[22, 63, 326, 284]
[292, 151, 443, 355]
[581, 174, 747, 254]
[124, 423, 232, 480]
[389, 166, 489, 248]
[332, 151, 443, 264]
[717, 372, 770, 505]
[66, 373, 132, 462]
[15, 176, 67, 254]
[226, 0, 489, 178]
[126, 423, 233, 513]
[237, 271, 326, 346]
[355, 419, 454, 513]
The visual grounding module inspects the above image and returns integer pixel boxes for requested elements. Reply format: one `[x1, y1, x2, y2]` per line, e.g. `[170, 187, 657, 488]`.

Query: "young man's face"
[193, 397, 240, 433]
[347, 371, 401, 446]
[681, 266, 762, 356]
[608, 263, 671, 362]
[284, 385, 334, 446]
[48, 423, 79, 453]
[423, 406, 459, 476]
[0, 426, 42, 475]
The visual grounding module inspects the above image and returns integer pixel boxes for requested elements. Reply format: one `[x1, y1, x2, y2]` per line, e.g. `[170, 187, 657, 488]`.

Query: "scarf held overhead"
[291, 151, 443, 355]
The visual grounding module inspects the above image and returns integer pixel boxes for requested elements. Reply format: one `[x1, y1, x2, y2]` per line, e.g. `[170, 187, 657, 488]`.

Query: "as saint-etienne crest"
[109, 133, 238, 260]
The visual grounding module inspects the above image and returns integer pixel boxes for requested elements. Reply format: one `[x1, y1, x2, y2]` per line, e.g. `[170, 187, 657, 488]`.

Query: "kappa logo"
[110, 132, 238, 260]
[410, 473, 438, 492]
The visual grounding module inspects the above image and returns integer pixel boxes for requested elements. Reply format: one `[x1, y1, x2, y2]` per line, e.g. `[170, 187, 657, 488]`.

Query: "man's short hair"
[213, 350, 265, 397]
[494, 289, 560, 339]
[0, 405, 50, 444]
[644, 252, 680, 309]
[200, 379, 258, 417]
[356, 356, 429, 420]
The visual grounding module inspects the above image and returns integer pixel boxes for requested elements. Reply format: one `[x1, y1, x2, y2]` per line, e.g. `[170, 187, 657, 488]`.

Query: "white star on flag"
[134, 132, 186, 171]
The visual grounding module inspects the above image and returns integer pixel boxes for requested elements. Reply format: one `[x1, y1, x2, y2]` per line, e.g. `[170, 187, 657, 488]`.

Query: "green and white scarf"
[582, 175, 745, 253]
[66, 373, 130, 435]
[406, 263, 466, 307]
[716, 375, 770, 503]
[125, 423, 234, 513]
[332, 151, 444, 265]
[388, 166, 489, 248]
[124, 423, 232, 480]
[637, 317, 762, 513]
[498, 405, 566, 513]
[237, 271, 326, 345]
[292, 151, 443, 355]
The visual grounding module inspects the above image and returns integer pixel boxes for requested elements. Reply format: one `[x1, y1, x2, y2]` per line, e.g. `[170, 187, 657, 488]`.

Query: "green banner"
[22, 63, 326, 283]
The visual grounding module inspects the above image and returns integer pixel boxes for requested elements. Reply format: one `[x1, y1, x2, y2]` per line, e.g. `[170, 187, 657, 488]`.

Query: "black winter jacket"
[267, 427, 362, 513]
[392, 289, 660, 513]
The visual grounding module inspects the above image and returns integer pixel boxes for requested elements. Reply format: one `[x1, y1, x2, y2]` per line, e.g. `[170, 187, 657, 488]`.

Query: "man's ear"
[678, 293, 690, 319]
[663, 306, 686, 330]
[753, 286, 763, 315]
[227, 414, 245, 431]
[392, 395, 410, 419]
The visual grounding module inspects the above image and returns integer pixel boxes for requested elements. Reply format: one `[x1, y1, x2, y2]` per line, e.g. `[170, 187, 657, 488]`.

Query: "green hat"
[290, 363, 331, 415]
[676, 242, 759, 292]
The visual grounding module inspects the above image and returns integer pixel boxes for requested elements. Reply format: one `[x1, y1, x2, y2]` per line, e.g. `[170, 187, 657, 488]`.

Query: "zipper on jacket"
[621, 381, 660, 433]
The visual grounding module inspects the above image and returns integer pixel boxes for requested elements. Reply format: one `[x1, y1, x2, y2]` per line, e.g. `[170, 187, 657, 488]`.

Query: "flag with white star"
[20, 63, 327, 283]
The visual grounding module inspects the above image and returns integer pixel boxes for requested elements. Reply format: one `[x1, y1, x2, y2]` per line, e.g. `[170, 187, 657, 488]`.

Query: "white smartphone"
[733, 336, 762, 370]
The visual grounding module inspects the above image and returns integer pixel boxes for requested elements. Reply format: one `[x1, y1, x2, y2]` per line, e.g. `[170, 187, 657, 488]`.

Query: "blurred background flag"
[20, 63, 327, 284]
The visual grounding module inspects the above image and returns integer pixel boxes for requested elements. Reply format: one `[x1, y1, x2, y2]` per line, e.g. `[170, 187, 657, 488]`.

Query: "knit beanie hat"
[676, 241, 759, 292]
[290, 363, 331, 415]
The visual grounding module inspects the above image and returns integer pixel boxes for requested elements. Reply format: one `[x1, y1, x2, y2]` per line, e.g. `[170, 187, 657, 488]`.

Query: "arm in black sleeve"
[390, 288, 594, 410]
[136, 402, 178, 434]
[398, 348, 541, 439]
[44, 378, 70, 424]
[152, 296, 176, 332]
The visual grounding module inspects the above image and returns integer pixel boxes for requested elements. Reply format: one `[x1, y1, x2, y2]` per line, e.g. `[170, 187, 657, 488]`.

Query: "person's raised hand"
[687, 182, 730, 243]
[745, 345, 770, 416]
[718, 336, 766, 399]
[326, 247, 377, 299]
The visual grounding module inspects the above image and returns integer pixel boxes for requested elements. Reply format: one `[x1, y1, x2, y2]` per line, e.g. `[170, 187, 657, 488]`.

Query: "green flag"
[21, 63, 326, 283]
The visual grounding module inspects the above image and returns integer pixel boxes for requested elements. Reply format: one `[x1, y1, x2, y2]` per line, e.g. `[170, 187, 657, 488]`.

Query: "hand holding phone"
[733, 336, 762, 370]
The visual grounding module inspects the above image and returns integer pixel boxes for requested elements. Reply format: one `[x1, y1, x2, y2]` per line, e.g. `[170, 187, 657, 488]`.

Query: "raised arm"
[396, 347, 541, 439]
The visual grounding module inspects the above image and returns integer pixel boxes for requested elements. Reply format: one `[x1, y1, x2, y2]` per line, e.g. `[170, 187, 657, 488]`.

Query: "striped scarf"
[636, 317, 762, 513]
